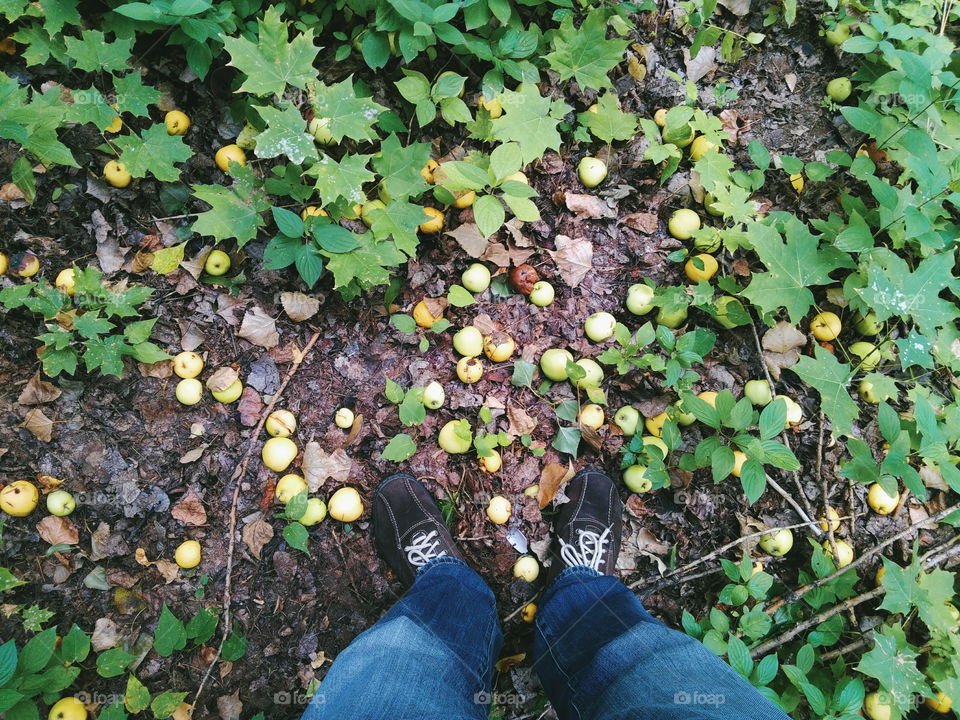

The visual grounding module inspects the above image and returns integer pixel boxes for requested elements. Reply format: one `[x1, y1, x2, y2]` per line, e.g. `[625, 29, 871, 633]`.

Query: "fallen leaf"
[91, 210, 126, 274]
[206, 366, 239, 393]
[137, 360, 173, 378]
[494, 653, 526, 672]
[548, 236, 593, 288]
[636, 528, 671, 554]
[564, 193, 615, 220]
[537, 462, 574, 509]
[179, 444, 209, 464]
[242, 517, 274, 560]
[21, 408, 53, 442]
[36, 474, 63, 491]
[762, 321, 806, 380]
[281, 291, 320, 322]
[135, 548, 153, 566]
[180, 245, 213, 280]
[718, 0, 751, 14]
[171, 489, 207, 526]
[302, 443, 352, 491]
[91, 618, 120, 651]
[237, 387, 262, 427]
[171, 703, 192, 720]
[621, 212, 659, 233]
[471, 313, 498, 336]
[0, 182, 25, 205]
[507, 406, 537, 436]
[683, 46, 717, 83]
[17, 373, 61, 405]
[422, 296, 448, 318]
[36, 515, 79, 545]
[239, 307, 279, 349]
[90, 523, 129, 561]
[154, 560, 180, 583]
[445, 222, 488, 257]
[217, 691, 242, 720]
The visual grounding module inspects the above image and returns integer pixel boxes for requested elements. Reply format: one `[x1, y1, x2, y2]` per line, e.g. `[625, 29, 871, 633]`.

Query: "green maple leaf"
[856, 630, 929, 713]
[878, 557, 921, 615]
[222, 5, 319, 96]
[322, 233, 404, 293]
[544, 8, 627, 90]
[307, 153, 373, 206]
[114, 124, 193, 181]
[65, 30, 132, 73]
[371, 134, 430, 200]
[63, 85, 114, 128]
[742, 218, 851, 322]
[579, 93, 636, 143]
[896, 329, 934, 370]
[856, 250, 958, 338]
[41, 0, 80, 35]
[792, 346, 859, 436]
[308, 76, 386, 142]
[13, 26, 65, 66]
[368, 199, 426, 256]
[694, 151, 735, 195]
[191, 181, 269, 247]
[705, 182, 756, 224]
[72, 311, 114, 340]
[83, 335, 129, 376]
[253, 102, 318, 164]
[113, 72, 161, 117]
[492, 84, 569, 165]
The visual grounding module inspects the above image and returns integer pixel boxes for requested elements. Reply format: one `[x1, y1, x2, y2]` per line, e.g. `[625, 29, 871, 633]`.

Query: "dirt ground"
[0, 5, 911, 718]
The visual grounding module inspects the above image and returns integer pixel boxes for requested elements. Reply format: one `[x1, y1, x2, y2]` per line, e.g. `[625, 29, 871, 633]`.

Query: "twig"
[190, 330, 321, 716]
[628, 517, 847, 590]
[819, 633, 874, 662]
[331, 528, 364, 602]
[763, 500, 960, 613]
[750, 537, 960, 658]
[767, 475, 816, 529]
[816, 411, 852, 624]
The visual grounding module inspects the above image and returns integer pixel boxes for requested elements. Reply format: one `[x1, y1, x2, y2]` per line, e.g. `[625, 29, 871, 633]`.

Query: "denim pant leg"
[533, 567, 791, 720]
[301, 557, 503, 720]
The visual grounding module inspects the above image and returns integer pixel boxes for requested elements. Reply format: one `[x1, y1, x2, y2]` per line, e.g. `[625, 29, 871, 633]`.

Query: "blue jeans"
[301, 558, 790, 720]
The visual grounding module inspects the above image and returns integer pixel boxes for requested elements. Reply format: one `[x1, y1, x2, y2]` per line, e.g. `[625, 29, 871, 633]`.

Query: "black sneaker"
[546, 467, 622, 584]
[373, 473, 463, 587]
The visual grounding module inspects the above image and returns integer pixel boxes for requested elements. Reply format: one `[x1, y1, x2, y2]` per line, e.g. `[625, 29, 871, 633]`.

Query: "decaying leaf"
[18, 373, 61, 405]
[239, 307, 280, 349]
[302, 443, 352, 491]
[281, 291, 320, 322]
[548, 236, 593, 288]
[242, 517, 274, 560]
[21, 408, 53, 442]
[762, 321, 806, 380]
[507, 406, 537, 437]
[621, 212, 659, 234]
[564, 193, 615, 220]
[537, 462, 575, 509]
[237, 387, 262, 427]
[91, 617, 120, 652]
[179, 444, 209, 464]
[181, 245, 213, 280]
[494, 653, 526, 672]
[445, 222, 488, 257]
[171, 489, 207, 526]
[217, 691, 243, 720]
[154, 559, 180, 583]
[137, 360, 173, 378]
[36, 515, 79, 545]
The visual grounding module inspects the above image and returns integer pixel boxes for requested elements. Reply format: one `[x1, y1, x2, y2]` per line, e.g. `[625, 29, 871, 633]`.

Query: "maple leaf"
[114, 124, 193, 181]
[41, 0, 80, 35]
[253, 102, 318, 164]
[63, 85, 114, 128]
[308, 76, 386, 142]
[855, 630, 929, 715]
[368, 199, 425, 256]
[191, 180, 269, 247]
[112, 72, 162, 117]
[307, 153, 373, 206]
[492, 84, 569, 165]
[222, 5, 320, 96]
[579, 92, 637, 143]
[742, 218, 852, 322]
[371, 134, 430, 200]
[544, 9, 627, 90]
[64, 30, 132, 73]
[792, 346, 859, 436]
[856, 249, 958, 338]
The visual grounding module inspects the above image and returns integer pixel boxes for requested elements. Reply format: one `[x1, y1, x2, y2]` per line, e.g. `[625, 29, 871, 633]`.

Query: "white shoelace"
[404, 530, 447, 567]
[559, 527, 611, 570]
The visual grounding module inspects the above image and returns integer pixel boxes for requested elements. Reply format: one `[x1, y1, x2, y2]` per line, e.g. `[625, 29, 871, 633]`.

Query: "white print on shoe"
[559, 527, 611, 571]
[404, 530, 447, 567]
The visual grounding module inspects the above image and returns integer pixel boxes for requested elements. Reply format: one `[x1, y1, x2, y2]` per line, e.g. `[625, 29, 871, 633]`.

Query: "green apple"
[204, 250, 231, 276]
[578, 403, 605, 429]
[858, 379, 880, 403]
[422, 381, 445, 409]
[613, 406, 640, 436]
[673, 400, 696, 426]
[642, 435, 669, 458]
[862, 691, 893, 720]
[623, 465, 652, 493]
[540, 348, 573, 381]
[667, 209, 701, 240]
[776, 395, 804, 425]
[702, 193, 724, 217]
[759, 529, 793, 556]
[850, 341, 882, 371]
[360, 199, 386, 227]
[584, 312, 616, 342]
[211, 379, 242, 403]
[626, 284, 655, 315]
[826, 77, 852, 102]
[825, 22, 852, 46]
[276, 474, 308, 503]
[453, 326, 484, 357]
[529, 281, 555, 307]
[744, 380, 773, 406]
[461, 263, 491, 293]
[572, 358, 604, 389]
[823, 539, 854, 567]
[46, 490, 76, 516]
[693, 231, 722, 253]
[853, 311, 882, 336]
[173, 351, 204, 379]
[714, 296, 744, 329]
[438, 419, 472, 454]
[176, 378, 203, 405]
[656, 306, 688, 328]
[309, 116, 335, 145]
[577, 156, 607, 188]
[298, 497, 327, 526]
[809, 311, 842, 341]
[513, 555, 539, 582]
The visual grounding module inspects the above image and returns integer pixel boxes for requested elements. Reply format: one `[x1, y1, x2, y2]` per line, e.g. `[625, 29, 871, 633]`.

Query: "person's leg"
[532, 468, 790, 720]
[301, 475, 503, 720]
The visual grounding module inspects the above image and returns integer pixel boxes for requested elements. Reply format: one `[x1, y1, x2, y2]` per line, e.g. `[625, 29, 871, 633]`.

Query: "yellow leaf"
[151, 243, 186, 275]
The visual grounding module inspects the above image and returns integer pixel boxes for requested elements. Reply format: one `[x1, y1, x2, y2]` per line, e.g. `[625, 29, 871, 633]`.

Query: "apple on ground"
[540, 348, 573, 381]
[613, 406, 640, 436]
[328, 487, 363, 522]
[626, 284, 655, 315]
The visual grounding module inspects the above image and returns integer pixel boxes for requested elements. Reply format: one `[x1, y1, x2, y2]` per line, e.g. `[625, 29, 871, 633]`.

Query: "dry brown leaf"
[507, 406, 537, 436]
[479, 242, 511, 267]
[242, 517, 274, 560]
[445, 223, 488, 258]
[471, 313, 498, 336]
[21, 408, 53, 442]
[178, 322, 206, 351]
[171, 489, 207, 526]
[36, 515, 79, 545]
[206, 366, 239, 392]
[548, 236, 593, 288]
[91, 210, 126, 275]
[217, 691, 242, 720]
[636, 528, 671, 554]
[0, 182, 25, 204]
[91, 618, 120, 652]
[762, 322, 806, 353]
[564, 193, 615, 220]
[36, 474, 63, 491]
[135, 548, 153, 566]
[237, 387, 262, 427]
[422, 296, 448, 318]
[621, 212, 659, 234]
[683, 45, 717, 83]
[179, 444, 209, 464]
[171, 703, 192, 720]
[239, 307, 279, 349]
[137, 360, 173, 378]
[537, 462, 574, 509]
[302, 443, 352, 491]
[181, 245, 213, 280]
[18, 373, 61, 405]
[154, 559, 180, 583]
[280, 291, 320, 322]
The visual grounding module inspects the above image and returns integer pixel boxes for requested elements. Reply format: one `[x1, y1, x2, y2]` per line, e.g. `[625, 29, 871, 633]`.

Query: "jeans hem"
[416, 554, 468, 577]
